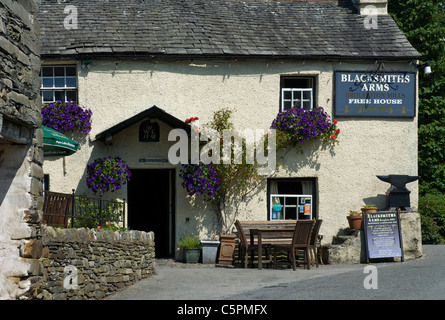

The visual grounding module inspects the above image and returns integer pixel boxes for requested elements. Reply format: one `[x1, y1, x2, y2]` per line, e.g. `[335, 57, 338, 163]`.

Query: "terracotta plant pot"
[361, 206, 377, 214]
[347, 215, 362, 229]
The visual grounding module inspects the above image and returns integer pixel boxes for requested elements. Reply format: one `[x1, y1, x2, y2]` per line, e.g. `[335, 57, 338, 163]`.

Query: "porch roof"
[95, 105, 190, 143]
[38, 0, 421, 61]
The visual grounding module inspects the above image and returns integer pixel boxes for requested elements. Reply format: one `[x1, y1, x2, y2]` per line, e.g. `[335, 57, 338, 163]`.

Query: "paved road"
[106, 245, 445, 301]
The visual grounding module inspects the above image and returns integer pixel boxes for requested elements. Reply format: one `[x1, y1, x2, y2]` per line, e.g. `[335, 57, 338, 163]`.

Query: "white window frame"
[281, 88, 313, 111]
[41, 65, 78, 103]
[270, 194, 313, 220]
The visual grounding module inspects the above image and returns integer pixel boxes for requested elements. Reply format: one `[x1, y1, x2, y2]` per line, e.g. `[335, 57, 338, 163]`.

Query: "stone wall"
[0, 0, 43, 300]
[0, 0, 41, 135]
[33, 225, 155, 300]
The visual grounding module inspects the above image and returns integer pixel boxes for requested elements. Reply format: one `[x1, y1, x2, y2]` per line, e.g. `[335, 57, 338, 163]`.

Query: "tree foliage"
[388, 0, 445, 195]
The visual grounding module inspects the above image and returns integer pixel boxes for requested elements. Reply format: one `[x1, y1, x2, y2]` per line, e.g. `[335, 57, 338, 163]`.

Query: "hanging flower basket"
[180, 163, 221, 199]
[86, 156, 131, 194]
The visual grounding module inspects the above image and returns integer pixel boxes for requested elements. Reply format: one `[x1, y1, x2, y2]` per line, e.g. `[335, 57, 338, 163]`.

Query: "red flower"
[333, 119, 338, 124]
[185, 118, 190, 123]
[194, 117, 199, 121]
[330, 134, 336, 140]
[336, 128, 340, 134]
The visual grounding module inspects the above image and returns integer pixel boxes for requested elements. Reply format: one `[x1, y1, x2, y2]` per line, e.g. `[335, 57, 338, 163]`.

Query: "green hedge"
[419, 193, 445, 244]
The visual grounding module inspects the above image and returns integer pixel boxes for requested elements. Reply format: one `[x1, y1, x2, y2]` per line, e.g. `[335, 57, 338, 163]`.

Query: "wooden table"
[250, 228, 294, 269]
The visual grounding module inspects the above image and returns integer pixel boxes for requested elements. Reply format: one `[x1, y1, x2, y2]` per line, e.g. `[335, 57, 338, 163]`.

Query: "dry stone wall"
[34, 226, 156, 300]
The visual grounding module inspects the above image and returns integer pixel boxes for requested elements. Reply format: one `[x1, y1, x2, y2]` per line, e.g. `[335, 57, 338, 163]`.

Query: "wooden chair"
[273, 220, 314, 270]
[234, 220, 273, 268]
[235, 220, 255, 268]
[309, 220, 323, 268]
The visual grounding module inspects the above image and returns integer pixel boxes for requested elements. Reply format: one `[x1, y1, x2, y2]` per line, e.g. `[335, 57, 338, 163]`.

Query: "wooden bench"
[235, 220, 297, 268]
[42, 191, 73, 228]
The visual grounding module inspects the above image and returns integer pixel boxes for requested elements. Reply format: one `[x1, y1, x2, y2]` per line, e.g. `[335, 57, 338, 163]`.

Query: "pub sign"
[334, 71, 416, 117]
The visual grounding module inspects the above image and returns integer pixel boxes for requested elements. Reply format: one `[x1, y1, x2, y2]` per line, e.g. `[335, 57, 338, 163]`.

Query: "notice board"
[364, 211, 404, 262]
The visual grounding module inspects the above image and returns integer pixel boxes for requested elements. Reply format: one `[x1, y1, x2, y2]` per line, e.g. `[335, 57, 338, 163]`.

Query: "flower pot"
[361, 206, 377, 214]
[184, 248, 201, 263]
[200, 239, 220, 264]
[347, 215, 362, 229]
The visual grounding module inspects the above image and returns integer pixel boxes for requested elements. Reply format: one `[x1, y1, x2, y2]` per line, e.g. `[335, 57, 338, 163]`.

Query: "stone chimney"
[352, 0, 388, 15]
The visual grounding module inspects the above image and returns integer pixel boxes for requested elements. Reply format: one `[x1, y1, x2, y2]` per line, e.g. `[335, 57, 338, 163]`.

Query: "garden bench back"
[235, 220, 298, 245]
[42, 191, 73, 228]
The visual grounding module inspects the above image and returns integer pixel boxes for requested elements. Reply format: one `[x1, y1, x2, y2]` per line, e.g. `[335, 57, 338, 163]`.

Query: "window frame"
[280, 76, 316, 112]
[40, 65, 78, 103]
[267, 178, 317, 221]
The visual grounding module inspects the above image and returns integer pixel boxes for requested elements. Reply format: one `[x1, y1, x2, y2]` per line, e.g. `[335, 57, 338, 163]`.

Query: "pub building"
[38, 0, 422, 260]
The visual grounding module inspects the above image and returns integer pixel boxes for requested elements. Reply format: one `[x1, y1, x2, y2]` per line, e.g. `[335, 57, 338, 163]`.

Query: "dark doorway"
[128, 169, 175, 258]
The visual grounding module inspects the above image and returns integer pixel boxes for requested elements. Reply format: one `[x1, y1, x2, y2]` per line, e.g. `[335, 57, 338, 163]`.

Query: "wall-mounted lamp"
[417, 62, 431, 74]
[81, 59, 92, 70]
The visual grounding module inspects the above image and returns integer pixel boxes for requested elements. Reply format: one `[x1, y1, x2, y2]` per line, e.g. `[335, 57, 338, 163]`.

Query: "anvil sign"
[377, 175, 419, 211]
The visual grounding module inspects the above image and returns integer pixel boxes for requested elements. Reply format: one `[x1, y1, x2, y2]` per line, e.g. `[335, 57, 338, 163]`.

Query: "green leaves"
[389, 0, 445, 195]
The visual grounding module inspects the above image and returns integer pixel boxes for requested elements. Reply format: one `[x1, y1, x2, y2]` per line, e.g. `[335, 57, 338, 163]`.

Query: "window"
[268, 178, 316, 220]
[280, 77, 315, 111]
[41, 66, 78, 103]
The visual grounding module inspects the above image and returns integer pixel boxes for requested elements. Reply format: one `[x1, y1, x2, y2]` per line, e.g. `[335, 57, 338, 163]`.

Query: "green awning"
[42, 126, 79, 156]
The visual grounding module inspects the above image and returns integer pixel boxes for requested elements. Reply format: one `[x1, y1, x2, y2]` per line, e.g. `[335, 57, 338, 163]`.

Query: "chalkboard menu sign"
[364, 211, 404, 262]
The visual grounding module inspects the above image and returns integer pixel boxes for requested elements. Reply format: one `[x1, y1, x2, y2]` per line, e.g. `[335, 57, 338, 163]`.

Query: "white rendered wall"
[42, 58, 418, 245]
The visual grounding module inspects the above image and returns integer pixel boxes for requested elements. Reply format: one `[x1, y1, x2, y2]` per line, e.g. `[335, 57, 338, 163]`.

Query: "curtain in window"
[301, 180, 312, 195]
[270, 181, 280, 203]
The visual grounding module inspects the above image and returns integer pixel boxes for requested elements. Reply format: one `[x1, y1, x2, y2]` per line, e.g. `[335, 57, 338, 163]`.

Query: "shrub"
[178, 235, 202, 249]
[419, 193, 445, 244]
[73, 196, 124, 229]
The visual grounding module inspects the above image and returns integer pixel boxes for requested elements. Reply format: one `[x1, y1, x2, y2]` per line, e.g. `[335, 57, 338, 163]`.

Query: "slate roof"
[38, 0, 420, 60]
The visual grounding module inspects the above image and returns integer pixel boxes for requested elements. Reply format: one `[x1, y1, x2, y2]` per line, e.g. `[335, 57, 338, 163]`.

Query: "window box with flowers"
[270, 106, 339, 152]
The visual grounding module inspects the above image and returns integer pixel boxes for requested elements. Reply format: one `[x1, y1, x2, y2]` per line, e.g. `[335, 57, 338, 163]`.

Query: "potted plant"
[178, 235, 202, 263]
[361, 204, 378, 214]
[347, 210, 362, 229]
